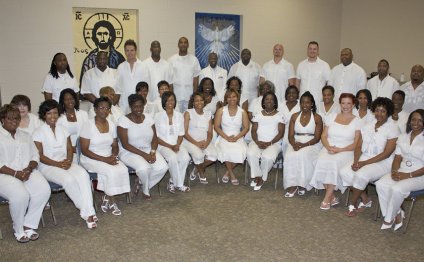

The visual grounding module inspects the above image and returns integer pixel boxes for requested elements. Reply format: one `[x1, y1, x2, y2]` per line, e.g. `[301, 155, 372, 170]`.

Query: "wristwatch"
[151, 149, 156, 154]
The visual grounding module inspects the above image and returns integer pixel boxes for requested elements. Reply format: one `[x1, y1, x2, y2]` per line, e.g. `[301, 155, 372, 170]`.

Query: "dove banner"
[195, 12, 241, 72]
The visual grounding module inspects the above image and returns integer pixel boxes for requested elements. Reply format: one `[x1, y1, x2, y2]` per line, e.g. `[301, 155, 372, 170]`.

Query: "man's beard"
[98, 42, 110, 50]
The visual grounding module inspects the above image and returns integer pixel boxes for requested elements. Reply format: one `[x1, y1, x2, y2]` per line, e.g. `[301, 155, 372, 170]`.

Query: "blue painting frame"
[195, 12, 241, 72]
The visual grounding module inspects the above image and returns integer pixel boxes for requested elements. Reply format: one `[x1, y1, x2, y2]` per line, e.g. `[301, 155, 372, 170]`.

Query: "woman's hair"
[58, 88, 79, 113]
[94, 96, 112, 109]
[38, 99, 61, 121]
[300, 91, 317, 113]
[49, 52, 73, 79]
[157, 80, 170, 90]
[128, 94, 146, 107]
[392, 90, 406, 101]
[0, 104, 20, 120]
[161, 91, 177, 110]
[406, 109, 424, 134]
[371, 97, 394, 117]
[355, 89, 372, 109]
[339, 93, 356, 104]
[261, 91, 278, 110]
[226, 76, 243, 94]
[135, 81, 149, 93]
[285, 85, 299, 100]
[198, 77, 216, 96]
[223, 89, 240, 106]
[11, 94, 31, 111]
[259, 81, 275, 94]
[322, 85, 335, 95]
[188, 92, 205, 109]
[99, 86, 115, 96]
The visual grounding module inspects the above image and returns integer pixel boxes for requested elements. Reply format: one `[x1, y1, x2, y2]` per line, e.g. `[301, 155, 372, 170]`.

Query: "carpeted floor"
[1, 164, 423, 261]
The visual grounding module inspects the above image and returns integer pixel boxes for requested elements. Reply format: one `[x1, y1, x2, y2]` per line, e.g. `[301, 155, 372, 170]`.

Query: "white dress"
[57, 110, 88, 148]
[376, 131, 424, 223]
[33, 123, 95, 220]
[183, 109, 217, 164]
[392, 110, 409, 134]
[317, 102, 340, 125]
[283, 112, 322, 190]
[0, 127, 50, 238]
[309, 114, 360, 191]
[340, 119, 400, 191]
[118, 115, 168, 196]
[280, 101, 300, 153]
[353, 108, 375, 126]
[18, 113, 41, 135]
[216, 106, 247, 163]
[204, 95, 220, 116]
[247, 111, 284, 181]
[79, 119, 130, 196]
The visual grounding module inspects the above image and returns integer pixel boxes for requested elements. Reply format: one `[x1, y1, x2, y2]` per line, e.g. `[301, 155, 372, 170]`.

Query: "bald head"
[150, 40, 161, 59]
[411, 64, 424, 84]
[241, 49, 251, 65]
[273, 44, 284, 59]
[340, 48, 353, 66]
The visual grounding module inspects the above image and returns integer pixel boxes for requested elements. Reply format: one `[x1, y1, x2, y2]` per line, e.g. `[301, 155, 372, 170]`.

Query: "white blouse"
[252, 111, 284, 142]
[118, 114, 154, 153]
[33, 123, 69, 168]
[395, 131, 424, 172]
[360, 119, 400, 159]
[186, 109, 212, 141]
[89, 105, 123, 125]
[80, 118, 116, 157]
[154, 110, 185, 145]
[18, 113, 41, 135]
[0, 127, 39, 172]
[41, 72, 79, 102]
[57, 110, 88, 147]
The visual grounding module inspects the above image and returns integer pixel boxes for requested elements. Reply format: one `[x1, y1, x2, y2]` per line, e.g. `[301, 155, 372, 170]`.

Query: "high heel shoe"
[394, 210, 405, 231]
[284, 187, 298, 198]
[381, 220, 394, 230]
[198, 174, 208, 184]
[86, 218, 97, 229]
[101, 195, 109, 213]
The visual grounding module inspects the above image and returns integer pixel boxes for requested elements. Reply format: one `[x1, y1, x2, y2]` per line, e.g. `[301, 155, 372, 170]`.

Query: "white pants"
[158, 145, 190, 188]
[246, 142, 280, 181]
[80, 156, 130, 196]
[0, 171, 50, 238]
[119, 151, 168, 195]
[183, 140, 217, 165]
[39, 164, 95, 220]
[376, 173, 424, 223]
[340, 158, 391, 190]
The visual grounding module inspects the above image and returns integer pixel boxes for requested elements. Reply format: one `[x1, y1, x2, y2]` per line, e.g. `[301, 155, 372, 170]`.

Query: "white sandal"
[109, 203, 121, 216]
[24, 229, 39, 241]
[101, 195, 109, 213]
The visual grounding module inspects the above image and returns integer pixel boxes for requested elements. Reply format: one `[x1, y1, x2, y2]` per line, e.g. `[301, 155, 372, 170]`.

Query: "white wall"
[340, 0, 424, 81]
[0, 0, 342, 108]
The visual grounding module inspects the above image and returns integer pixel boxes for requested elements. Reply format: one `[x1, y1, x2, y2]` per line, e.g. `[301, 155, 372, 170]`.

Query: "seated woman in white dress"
[310, 93, 361, 210]
[10, 95, 41, 135]
[391, 90, 409, 134]
[340, 98, 399, 216]
[247, 91, 285, 190]
[154, 91, 191, 193]
[41, 52, 79, 102]
[215, 89, 250, 185]
[317, 85, 340, 124]
[0, 104, 50, 243]
[88, 86, 123, 125]
[195, 77, 222, 116]
[33, 100, 97, 228]
[118, 94, 168, 200]
[248, 81, 276, 120]
[226, 76, 248, 113]
[281, 85, 300, 154]
[284, 91, 323, 197]
[376, 109, 424, 231]
[80, 97, 130, 216]
[353, 89, 374, 125]
[57, 88, 89, 157]
[183, 92, 217, 184]
[135, 81, 156, 117]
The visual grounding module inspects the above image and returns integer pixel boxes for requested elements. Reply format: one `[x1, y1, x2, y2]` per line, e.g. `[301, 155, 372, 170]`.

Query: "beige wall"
[0, 0, 342, 108]
[341, 0, 424, 81]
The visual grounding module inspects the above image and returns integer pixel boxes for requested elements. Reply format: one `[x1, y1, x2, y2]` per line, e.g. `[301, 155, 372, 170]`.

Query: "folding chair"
[244, 151, 283, 190]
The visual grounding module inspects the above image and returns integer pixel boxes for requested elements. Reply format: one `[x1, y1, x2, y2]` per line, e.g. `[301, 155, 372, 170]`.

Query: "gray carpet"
[1, 164, 423, 261]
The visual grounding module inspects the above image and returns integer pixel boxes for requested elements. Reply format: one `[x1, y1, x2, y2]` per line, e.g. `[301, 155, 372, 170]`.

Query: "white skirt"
[215, 136, 247, 164]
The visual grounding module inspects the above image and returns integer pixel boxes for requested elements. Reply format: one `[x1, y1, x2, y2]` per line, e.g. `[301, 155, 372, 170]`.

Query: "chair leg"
[374, 200, 380, 221]
[403, 197, 416, 234]
[91, 182, 98, 212]
[244, 160, 249, 185]
[127, 192, 132, 204]
[345, 188, 351, 207]
[0, 228, 3, 240]
[315, 188, 319, 196]
[49, 202, 57, 226]
[215, 161, 220, 184]
[274, 167, 279, 190]
[41, 210, 46, 228]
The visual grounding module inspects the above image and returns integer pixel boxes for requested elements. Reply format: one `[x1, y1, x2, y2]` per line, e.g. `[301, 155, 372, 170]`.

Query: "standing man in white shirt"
[168, 37, 201, 112]
[367, 59, 399, 100]
[143, 41, 173, 102]
[400, 64, 424, 112]
[296, 41, 331, 103]
[81, 51, 118, 104]
[329, 48, 367, 99]
[199, 52, 227, 101]
[116, 39, 150, 113]
[228, 48, 261, 103]
[260, 44, 296, 102]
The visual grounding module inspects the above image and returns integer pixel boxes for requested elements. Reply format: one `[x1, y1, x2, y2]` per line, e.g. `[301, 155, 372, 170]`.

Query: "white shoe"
[189, 168, 197, 181]
[394, 210, 405, 231]
[250, 180, 257, 187]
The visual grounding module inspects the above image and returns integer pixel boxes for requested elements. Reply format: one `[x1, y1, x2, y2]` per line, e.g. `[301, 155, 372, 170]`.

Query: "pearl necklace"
[264, 109, 276, 115]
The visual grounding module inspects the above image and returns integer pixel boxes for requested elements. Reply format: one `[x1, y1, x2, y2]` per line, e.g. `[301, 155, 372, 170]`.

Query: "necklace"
[66, 111, 75, 118]
[264, 109, 276, 115]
